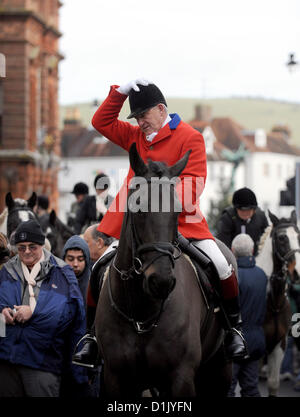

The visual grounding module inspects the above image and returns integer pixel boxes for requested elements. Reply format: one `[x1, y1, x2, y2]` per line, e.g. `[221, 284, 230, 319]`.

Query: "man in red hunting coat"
[73, 79, 248, 368]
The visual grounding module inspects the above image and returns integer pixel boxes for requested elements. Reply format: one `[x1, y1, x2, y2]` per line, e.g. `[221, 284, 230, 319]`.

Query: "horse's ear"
[5, 192, 15, 210]
[129, 143, 147, 176]
[169, 150, 192, 178]
[290, 209, 298, 225]
[49, 209, 56, 225]
[268, 210, 279, 226]
[27, 192, 37, 209]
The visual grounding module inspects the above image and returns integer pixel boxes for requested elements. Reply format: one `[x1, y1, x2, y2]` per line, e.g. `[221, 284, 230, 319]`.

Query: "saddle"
[176, 233, 220, 303]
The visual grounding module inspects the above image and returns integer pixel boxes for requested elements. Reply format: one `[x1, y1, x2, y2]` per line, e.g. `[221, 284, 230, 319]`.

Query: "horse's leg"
[166, 368, 197, 397]
[103, 368, 142, 398]
[195, 347, 232, 397]
[267, 341, 285, 397]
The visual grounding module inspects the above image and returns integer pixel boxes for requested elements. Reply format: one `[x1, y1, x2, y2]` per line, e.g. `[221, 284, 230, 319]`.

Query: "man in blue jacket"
[227, 233, 268, 397]
[0, 219, 87, 397]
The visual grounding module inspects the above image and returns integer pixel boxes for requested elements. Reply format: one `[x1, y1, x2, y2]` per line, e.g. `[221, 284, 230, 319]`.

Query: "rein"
[107, 263, 167, 334]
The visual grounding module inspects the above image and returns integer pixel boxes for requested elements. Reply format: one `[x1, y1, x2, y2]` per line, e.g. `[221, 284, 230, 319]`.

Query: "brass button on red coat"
[150, 145, 154, 150]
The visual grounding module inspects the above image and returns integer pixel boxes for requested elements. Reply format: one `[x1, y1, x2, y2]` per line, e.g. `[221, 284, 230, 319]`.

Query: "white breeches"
[193, 239, 232, 280]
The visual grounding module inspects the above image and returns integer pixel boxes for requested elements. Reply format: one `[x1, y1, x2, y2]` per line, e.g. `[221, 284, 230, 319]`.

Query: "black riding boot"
[72, 328, 98, 368]
[223, 298, 249, 361]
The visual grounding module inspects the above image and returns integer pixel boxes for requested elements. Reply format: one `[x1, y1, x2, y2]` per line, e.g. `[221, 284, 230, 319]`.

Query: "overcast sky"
[58, 0, 300, 105]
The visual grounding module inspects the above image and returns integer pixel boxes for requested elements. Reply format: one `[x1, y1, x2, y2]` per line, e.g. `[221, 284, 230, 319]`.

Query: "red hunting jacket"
[92, 85, 214, 241]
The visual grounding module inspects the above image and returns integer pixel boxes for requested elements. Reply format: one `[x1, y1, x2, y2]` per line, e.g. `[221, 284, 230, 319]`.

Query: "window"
[263, 163, 269, 177]
[277, 164, 282, 178]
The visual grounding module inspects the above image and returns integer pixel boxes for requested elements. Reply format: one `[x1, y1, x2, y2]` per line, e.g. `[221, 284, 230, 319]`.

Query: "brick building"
[0, 0, 63, 212]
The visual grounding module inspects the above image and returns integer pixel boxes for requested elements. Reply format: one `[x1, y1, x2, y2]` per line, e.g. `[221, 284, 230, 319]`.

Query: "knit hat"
[127, 83, 167, 119]
[232, 187, 257, 209]
[14, 219, 45, 245]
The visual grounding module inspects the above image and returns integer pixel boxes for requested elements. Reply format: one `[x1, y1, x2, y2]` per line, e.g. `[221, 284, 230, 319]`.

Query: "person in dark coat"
[67, 182, 89, 231]
[216, 187, 269, 256]
[61, 235, 92, 397]
[62, 235, 91, 309]
[227, 233, 268, 397]
[73, 173, 114, 235]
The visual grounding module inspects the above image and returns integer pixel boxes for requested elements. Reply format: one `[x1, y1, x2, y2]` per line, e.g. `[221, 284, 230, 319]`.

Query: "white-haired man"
[228, 233, 268, 397]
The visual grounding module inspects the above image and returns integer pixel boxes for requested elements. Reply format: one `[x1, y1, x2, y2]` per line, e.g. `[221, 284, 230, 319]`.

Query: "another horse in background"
[95, 143, 232, 398]
[256, 209, 300, 396]
[0, 192, 74, 258]
[45, 209, 74, 257]
[0, 192, 37, 240]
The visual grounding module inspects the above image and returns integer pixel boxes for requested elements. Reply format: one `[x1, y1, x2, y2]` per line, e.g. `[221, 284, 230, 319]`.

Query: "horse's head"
[268, 209, 300, 277]
[46, 209, 74, 257]
[126, 143, 191, 300]
[5, 192, 37, 239]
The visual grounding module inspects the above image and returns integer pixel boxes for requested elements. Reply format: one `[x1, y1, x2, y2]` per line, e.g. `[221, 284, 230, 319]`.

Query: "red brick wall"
[0, 2, 61, 214]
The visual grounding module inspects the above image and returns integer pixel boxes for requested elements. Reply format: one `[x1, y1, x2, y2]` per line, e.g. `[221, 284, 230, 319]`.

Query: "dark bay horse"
[95, 144, 232, 397]
[256, 210, 300, 396]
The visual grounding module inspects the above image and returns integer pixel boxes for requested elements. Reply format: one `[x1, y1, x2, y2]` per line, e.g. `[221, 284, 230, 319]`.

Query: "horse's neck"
[256, 232, 273, 277]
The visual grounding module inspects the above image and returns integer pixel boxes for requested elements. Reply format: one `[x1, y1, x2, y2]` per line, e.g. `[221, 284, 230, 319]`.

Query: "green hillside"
[60, 97, 300, 145]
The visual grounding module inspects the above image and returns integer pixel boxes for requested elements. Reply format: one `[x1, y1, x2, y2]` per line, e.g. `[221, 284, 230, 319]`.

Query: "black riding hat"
[232, 187, 257, 209]
[71, 182, 89, 196]
[127, 83, 167, 119]
[94, 173, 110, 190]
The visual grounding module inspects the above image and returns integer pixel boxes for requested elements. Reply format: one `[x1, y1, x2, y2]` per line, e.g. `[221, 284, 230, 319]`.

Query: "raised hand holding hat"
[117, 78, 151, 95]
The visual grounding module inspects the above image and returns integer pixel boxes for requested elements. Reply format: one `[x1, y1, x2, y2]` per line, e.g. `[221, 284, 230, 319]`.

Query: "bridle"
[271, 222, 300, 275]
[7, 206, 38, 237]
[269, 222, 300, 314]
[108, 177, 182, 333]
[112, 178, 182, 280]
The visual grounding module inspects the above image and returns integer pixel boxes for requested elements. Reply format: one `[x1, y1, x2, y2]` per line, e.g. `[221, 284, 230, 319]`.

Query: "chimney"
[254, 129, 267, 148]
[271, 124, 291, 142]
[194, 104, 212, 122]
[63, 107, 82, 130]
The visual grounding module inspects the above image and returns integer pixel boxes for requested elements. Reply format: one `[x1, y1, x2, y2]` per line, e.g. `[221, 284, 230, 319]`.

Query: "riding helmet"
[127, 83, 167, 119]
[232, 187, 257, 209]
[71, 182, 89, 196]
[94, 173, 110, 190]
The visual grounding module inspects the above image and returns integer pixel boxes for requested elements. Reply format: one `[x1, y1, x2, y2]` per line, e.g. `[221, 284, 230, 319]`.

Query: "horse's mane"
[257, 225, 272, 255]
[0, 207, 8, 226]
